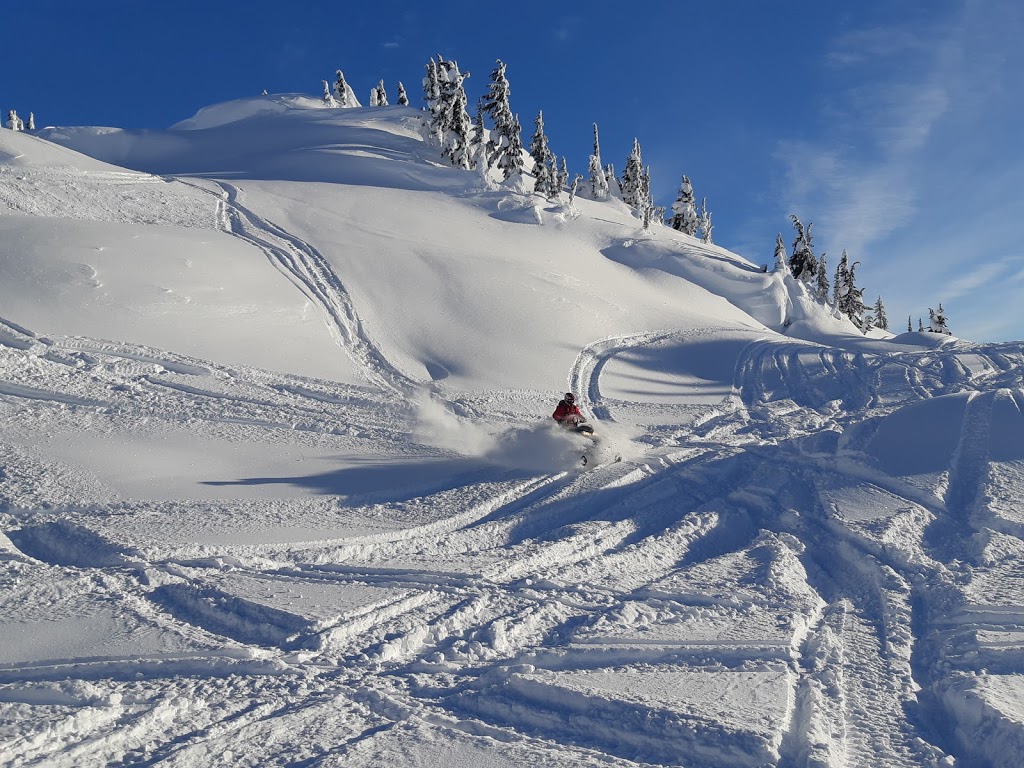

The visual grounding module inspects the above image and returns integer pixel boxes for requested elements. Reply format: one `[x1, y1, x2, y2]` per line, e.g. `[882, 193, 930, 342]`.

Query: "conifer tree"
[544, 156, 560, 200]
[334, 70, 351, 107]
[530, 111, 556, 196]
[833, 252, 866, 330]
[621, 138, 645, 208]
[929, 304, 951, 334]
[322, 80, 338, 107]
[919, 318, 924, 332]
[588, 123, 609, 200]
[669, 175, 698, 234]
[773, 233, 789, 275]
[397, 82, 409, 106]
[788, 215, 818, 283]
[605, 163, 621, 198]
[816, 253, 829, 300]
[27, 112, 34, 131]
[498, 113, 525, 179]
[699, 197, 713, 243]
[639, 166, 656, 230]
[441, 65, 473, 169]
[370, 87, 380, 107]
[568, 173, 584, 210]
[423, 59, 440, 112]
[482, 59, 519, 175]
[908, 316, 913, 333]
[376, 80, 388, 106]
[832, 253, 846, 308]
[472, 98, 487, 163]
[557, 157, 569, 195]
[7, 110, 21, 131]
[874, 296, 889, 331]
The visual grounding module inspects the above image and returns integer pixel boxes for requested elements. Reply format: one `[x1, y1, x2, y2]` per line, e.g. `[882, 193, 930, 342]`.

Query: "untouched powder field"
[1, 97, 1023, 767]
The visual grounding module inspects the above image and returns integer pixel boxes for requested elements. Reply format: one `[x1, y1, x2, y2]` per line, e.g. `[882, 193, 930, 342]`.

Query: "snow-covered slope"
[2, 98, 1023, 768]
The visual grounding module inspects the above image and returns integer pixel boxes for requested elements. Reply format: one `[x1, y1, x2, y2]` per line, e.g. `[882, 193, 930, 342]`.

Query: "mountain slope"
[1, 97, 1023, 768]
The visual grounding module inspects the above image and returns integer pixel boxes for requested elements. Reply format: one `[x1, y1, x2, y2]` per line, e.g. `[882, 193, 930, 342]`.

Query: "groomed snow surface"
[2, 96, 1023, 766]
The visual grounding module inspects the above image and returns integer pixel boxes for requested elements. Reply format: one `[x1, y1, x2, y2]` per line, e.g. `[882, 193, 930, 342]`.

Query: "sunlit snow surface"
[1, 98, 1024, 766]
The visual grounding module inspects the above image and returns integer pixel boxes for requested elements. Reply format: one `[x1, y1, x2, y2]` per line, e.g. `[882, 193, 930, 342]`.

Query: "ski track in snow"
[4, 165, 1024, 764]
[180, 178, 418, 397]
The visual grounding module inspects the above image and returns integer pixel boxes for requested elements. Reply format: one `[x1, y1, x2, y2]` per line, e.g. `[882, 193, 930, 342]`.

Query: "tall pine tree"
[789, 215, 818, 283]
[773, 233, 789, 275]
[669, 175, 698, 234]
[482, 60, 520, 177]
[334, 70, 356, 107]
[699, 197, 713, 243]
[816, 253, 829, 300]
[441, 65, 473, 169]
[874, 296, 889, 330]
[588, 123, 609, 199]
[322, 80, 338, 107]
[621, 138, 645, 209]
[530, 111, 556, 196]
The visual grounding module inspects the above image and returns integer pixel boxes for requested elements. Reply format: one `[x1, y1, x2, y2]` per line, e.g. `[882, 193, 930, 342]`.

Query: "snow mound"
[171, 93, 339, 130]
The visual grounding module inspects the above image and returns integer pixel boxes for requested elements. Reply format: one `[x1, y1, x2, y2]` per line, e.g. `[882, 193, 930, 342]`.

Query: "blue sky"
[6, 0, 1023, 341]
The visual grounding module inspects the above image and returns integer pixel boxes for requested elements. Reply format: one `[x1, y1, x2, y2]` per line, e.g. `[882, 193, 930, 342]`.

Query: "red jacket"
[552, 400, 583, 423]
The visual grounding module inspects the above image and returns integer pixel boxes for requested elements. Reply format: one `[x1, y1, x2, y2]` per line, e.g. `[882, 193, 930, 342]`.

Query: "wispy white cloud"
[942, 260, 1013, 300]
[825, 27, 929, 67]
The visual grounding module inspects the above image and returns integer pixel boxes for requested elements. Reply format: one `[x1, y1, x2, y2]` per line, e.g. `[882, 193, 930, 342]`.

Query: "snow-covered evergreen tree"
[588, 123, 608, 200]
[370, 87, 380, 107]
[334, 70, 351, 107]
[874, 296, 889, 331]
[605, 163, 622, 198]
[441, 64, 473, 169]
[322, 80, 338, 107]
[669, 175, 698, 235]
[929, 304, 951, 334]
[27, 112, 34, 131]
[568, 173, 584, 211]
[397, 81, 409, 106]
[621, 138, 645, 209]
[499, 113, 525, 179]
[472, 98, 487, 163]
[788, 215, 818, 283]
[530, 111, 556, 196]
[773, 233, 789, 275]
[816, 253, 829, 301]
[919, 318, 924, 332]
[557, 157, 569, 194]
[481, 59, 520, 177]
[832, 253, 846, 307]
[376, 80, 388, 106]
[698, 197, 713, 243]
[7, 110, 21, 131]
[908, 316, 913, 333]
[833, 251, 866, 331]
[639, 166, 656, 230]
[423, 58, 440, 112]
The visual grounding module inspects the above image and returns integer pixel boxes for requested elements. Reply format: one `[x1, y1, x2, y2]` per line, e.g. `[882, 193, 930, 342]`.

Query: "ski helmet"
[564, 392, 575, 403]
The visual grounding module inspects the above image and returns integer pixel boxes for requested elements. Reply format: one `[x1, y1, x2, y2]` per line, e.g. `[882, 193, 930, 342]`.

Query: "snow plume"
[414, 393, 585, 470]
[483, 422, 585, 471]
[414, 392, 497, 456]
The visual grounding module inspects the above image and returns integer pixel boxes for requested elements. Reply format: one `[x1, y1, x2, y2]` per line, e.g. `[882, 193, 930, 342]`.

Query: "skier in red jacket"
[552, 392, 594, 435]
